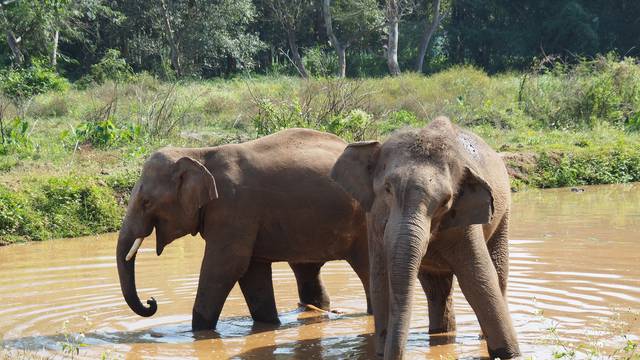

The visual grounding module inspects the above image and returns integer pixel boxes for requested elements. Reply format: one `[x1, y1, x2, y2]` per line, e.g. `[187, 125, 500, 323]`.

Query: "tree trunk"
[159, 0, 182, 77]
[322, 0, 347, 77]
[6, 30, 23, 66]
[415, 0, 442, 73]
[50, 29, 59, 67]
[386, 0, 401, 76]
[287, 30, 308, 78]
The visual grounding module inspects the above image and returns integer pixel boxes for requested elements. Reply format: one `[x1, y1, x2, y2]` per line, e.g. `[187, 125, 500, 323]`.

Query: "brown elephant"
[331, 117, 520, 359]
[116, 128, 371, 331]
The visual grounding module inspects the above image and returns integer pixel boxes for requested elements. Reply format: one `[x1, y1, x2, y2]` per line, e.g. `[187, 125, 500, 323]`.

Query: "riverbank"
[2, 59, 640, 244]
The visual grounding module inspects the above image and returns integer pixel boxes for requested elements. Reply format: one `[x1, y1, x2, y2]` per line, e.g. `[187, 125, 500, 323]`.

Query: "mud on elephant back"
[116, 128, 372, 332]
[331, 117, 521, 359]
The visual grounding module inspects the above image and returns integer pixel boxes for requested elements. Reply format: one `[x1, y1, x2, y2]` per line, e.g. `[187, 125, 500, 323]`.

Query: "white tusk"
[125, 238, 144, 261]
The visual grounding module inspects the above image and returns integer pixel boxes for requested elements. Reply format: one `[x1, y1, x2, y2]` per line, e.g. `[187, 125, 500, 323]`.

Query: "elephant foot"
[290, 263, 331, 311]
[488, 346, 521, 360]
[250, 309, 281, 325]
[192, 310, 216, 332]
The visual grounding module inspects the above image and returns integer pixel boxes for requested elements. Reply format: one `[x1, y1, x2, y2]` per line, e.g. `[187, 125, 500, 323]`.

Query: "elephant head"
[331, 117, 494, 357]
[117, 149, 218, 317]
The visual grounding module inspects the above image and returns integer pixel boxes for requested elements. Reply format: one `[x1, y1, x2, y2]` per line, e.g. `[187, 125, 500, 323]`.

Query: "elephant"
[116, 128, 371, 331]
[331, 117, 520, 359]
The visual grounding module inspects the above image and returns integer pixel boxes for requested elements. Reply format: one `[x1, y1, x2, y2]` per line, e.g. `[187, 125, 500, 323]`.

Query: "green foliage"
[521, 55, 640, 131]
[0, 176, 124, 244]
[531, 149, 640, 188]
[0, 187, 47, 244]
[303, 46, 338, 77]
[82, 49, 134, 85]
[0, 117, 32, 154]
[0, 61, 69, 102]
[327, 109, 373, 141]
[378, 109, 423, 134]
[70, 118, 141, 149]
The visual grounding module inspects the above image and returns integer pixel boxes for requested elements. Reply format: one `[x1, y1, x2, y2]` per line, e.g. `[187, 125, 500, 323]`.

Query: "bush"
[532, 148, 640, 188]
[303, 46, 338, 77]
[0, 60, 69, 103]
[34, 177, 123, 238]
[379, 109, 424, 135]
[0, 116, 33, 155]
[65, 117, 141, 149]
[0, 187, 47, 243]
[0, 177, 124, 244]
[521, 54, 640, 131]
[80, 49, 134, 85]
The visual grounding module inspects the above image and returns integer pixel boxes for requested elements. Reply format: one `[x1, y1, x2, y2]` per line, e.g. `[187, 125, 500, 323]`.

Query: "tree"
[384, 0, 415, 76]
[322, 0, 383, 77]
[0, 1, 24, 66]
[415, 0, 446, 73]
[265, 0, 312, 78]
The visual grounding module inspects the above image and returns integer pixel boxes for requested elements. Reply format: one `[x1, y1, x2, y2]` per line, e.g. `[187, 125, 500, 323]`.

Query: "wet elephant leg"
[192, 240, 252, 331]
[419, 270, 456, 333]
[487, 213, 510, 302]
[238, 260, 280, 324]
[445, 226, 520, 359]
[347, 239, 373, 314]
[289, 262, 330, 310]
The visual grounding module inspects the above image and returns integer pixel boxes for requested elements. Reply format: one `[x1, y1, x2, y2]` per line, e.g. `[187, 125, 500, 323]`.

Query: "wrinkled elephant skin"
[331, 117, 520, 359]
[116, 129, 371, 331]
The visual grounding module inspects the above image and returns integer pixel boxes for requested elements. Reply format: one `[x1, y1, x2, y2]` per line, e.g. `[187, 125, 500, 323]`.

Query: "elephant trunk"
[384, 208, 430, 359]
[116, 227, 157, 317]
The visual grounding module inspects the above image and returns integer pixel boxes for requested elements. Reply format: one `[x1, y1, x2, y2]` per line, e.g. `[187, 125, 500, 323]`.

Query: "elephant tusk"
[125, 238, 144, 261]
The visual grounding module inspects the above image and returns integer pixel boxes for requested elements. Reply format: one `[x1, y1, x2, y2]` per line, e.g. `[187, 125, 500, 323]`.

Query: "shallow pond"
[1, 183, 639, 359]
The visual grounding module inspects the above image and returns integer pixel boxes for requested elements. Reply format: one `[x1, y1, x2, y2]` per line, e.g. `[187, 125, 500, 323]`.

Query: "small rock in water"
[570, 187, 585, 192]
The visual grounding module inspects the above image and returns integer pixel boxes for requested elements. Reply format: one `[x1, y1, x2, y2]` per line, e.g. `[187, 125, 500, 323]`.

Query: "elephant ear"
[173, 157, 218, 217]
[330, 141, 381, 211]
[440, 166, 494, 230]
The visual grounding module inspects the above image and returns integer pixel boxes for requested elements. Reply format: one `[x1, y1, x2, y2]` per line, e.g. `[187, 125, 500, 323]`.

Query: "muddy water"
[1, 183, 639, 359]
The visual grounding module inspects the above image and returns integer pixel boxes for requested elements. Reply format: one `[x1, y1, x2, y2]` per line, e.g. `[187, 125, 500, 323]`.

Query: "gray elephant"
[116, 128, 371, 331]
[331, 117, 520, 359]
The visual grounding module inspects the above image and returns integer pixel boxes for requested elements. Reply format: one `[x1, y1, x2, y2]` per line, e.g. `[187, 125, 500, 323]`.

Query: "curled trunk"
[116, 229, 157, 317]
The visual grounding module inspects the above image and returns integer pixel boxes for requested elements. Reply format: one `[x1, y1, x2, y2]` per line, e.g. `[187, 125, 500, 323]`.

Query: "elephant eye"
[141, 199, 150, 211]
[384, 182, 392, 194]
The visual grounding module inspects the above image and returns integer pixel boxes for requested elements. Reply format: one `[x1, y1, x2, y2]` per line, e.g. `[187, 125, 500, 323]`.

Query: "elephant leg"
[238, 260, 280, 324]
[192, 241, 252, 331]
[419, 270, 456, 334]
[368, 230, 389, 357]
[347, 240, 373, 314]
[487, 213, 510, 302]
[289, 262, 330, 310]
[446, 226, 520, 359]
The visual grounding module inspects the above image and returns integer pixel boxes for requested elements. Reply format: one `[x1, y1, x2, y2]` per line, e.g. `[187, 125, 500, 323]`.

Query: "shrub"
[303, 46, 338, 77]
[0, 116, 33, 155]
[0, 186, 47, 244]
[327, 109, 374, 141]
[379, 109, 423, 135]
[0, 60, 69, 103]
[80, 49, 134, 85]
[521, 54, 640, 131]
[66, 117, 141, 149]
[33, 177, 123, 238]
[531, 148, 640, 188]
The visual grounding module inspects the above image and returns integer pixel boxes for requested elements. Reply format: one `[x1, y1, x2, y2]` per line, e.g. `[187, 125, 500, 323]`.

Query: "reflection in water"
[1, 183, 639, 359]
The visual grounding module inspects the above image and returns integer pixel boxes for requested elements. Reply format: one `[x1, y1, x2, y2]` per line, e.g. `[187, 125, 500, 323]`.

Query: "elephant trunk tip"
[138, 297, 158, 317]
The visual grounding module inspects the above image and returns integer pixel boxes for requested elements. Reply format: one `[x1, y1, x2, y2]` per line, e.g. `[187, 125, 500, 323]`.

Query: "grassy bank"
[2, 57, 640, 244]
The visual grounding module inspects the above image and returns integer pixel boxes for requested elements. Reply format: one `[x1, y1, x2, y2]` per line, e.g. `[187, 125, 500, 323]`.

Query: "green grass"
[1, 58, 640, 243]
